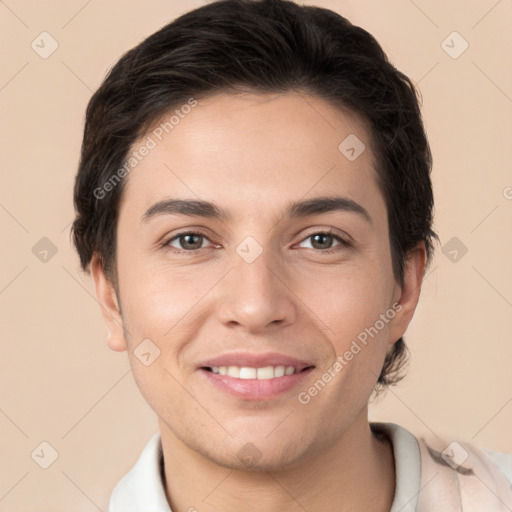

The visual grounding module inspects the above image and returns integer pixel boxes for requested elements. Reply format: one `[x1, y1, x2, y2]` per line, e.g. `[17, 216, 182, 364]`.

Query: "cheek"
[116, 250, 225, 350]
[116, 260, 202, 415]
[295, 261, 397, 397]
[298, 261, 395, 342]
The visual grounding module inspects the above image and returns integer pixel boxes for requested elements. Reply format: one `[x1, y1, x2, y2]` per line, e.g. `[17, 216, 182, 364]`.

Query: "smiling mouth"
[201, 365, 314, 380]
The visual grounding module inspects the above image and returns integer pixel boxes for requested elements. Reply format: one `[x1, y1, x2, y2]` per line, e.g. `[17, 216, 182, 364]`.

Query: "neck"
[159, 409, 396, 512]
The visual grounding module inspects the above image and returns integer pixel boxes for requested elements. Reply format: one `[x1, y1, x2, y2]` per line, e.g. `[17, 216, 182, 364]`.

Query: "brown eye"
[297, 231, 351, 253]
[310, 233, 336, 250]
[166, 232, 211, 251]
[179, 234, 204, 250]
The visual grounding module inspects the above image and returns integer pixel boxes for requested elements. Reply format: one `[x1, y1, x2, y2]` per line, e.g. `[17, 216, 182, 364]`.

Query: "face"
[93, 91, 423, 471]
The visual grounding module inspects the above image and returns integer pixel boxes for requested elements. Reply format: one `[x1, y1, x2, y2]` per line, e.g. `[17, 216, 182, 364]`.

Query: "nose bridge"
[216, 239, 296, 331]
[235, 244, 277, 296]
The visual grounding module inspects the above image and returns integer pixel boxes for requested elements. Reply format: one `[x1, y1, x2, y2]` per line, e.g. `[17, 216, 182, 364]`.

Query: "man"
[71, 0, 512, 510]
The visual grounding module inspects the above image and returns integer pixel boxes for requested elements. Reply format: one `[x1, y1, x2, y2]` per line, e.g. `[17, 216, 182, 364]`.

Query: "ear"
[90, 253, 127, 352]
[388, 243, 427, 346]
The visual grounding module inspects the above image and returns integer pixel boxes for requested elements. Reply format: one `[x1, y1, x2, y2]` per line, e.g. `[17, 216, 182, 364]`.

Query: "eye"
[164, 231, 215, 252]
[162, 229, 350, 255]
[297, 231, 351, 253]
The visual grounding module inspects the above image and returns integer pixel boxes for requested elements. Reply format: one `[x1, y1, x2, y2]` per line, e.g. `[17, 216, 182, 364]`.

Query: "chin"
[202, 434, 312, 473]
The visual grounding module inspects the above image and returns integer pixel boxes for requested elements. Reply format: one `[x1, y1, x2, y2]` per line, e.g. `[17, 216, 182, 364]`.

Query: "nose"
[216, 246, 297, 334]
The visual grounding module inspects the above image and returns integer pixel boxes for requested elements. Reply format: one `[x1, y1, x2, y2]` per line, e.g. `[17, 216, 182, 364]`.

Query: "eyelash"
[161, 228, 351, 255]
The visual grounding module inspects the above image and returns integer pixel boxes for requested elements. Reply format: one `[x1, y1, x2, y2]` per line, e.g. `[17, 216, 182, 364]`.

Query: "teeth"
[240, 367, 257, 379]
[227, 366, 240, 378]
[274, 365, 285, 377]
[256, 366, 273, 380]
[209, 365, 300, 379]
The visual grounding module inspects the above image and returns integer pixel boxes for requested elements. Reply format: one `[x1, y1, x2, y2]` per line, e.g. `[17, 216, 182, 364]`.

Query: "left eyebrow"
[286, 196, 372, 224]
[141, 196, 372, 224]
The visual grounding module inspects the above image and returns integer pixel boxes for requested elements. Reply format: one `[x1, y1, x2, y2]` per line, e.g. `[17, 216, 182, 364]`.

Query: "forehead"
[119, 91, 384, 224]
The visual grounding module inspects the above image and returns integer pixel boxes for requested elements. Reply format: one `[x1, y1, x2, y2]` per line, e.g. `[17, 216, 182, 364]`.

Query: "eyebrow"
[141, 196, 372, 224]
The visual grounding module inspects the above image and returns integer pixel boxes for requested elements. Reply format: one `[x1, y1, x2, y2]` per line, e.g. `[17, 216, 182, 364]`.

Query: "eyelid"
[296, 227, 352, 247]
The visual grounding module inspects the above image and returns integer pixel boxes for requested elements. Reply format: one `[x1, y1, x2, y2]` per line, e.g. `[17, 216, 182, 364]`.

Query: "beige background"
[1, 0, 511, 510]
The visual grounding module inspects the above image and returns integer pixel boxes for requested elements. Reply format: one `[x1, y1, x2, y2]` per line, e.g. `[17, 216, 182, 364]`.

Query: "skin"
[91, 91, 425, 512]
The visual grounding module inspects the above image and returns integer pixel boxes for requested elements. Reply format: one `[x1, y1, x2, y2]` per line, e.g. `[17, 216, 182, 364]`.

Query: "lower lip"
[199, 367, 315, 401]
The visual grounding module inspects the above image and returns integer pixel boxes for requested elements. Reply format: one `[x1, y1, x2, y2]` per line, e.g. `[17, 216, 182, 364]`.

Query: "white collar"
[108, 432, 172, 512]
[372, 422, 421, 512]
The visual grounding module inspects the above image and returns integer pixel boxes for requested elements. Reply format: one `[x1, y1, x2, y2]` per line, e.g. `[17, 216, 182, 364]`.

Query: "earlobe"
[90, 254, 128, 352]
[388, 243, 427, 345]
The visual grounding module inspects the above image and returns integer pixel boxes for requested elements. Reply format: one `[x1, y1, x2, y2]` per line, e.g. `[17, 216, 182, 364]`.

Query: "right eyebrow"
[141, 199, 230, 223]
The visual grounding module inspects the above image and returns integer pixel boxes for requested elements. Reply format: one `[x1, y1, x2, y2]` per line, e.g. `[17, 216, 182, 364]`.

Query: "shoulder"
[371, 422, 512, 511]
[412, 427, 512, 510]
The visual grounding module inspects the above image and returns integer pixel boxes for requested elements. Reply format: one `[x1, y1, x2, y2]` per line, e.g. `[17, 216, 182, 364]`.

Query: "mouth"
[197, 352, 316, 400]
[199, 364, 315, 401]
[201, 364, 314, 380]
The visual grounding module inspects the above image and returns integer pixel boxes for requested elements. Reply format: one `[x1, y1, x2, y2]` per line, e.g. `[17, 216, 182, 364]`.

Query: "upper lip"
[198, 352, 314, 371]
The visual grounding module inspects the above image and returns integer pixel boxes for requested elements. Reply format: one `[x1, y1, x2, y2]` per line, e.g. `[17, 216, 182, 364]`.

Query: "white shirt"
[108, 422, 512, 511]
